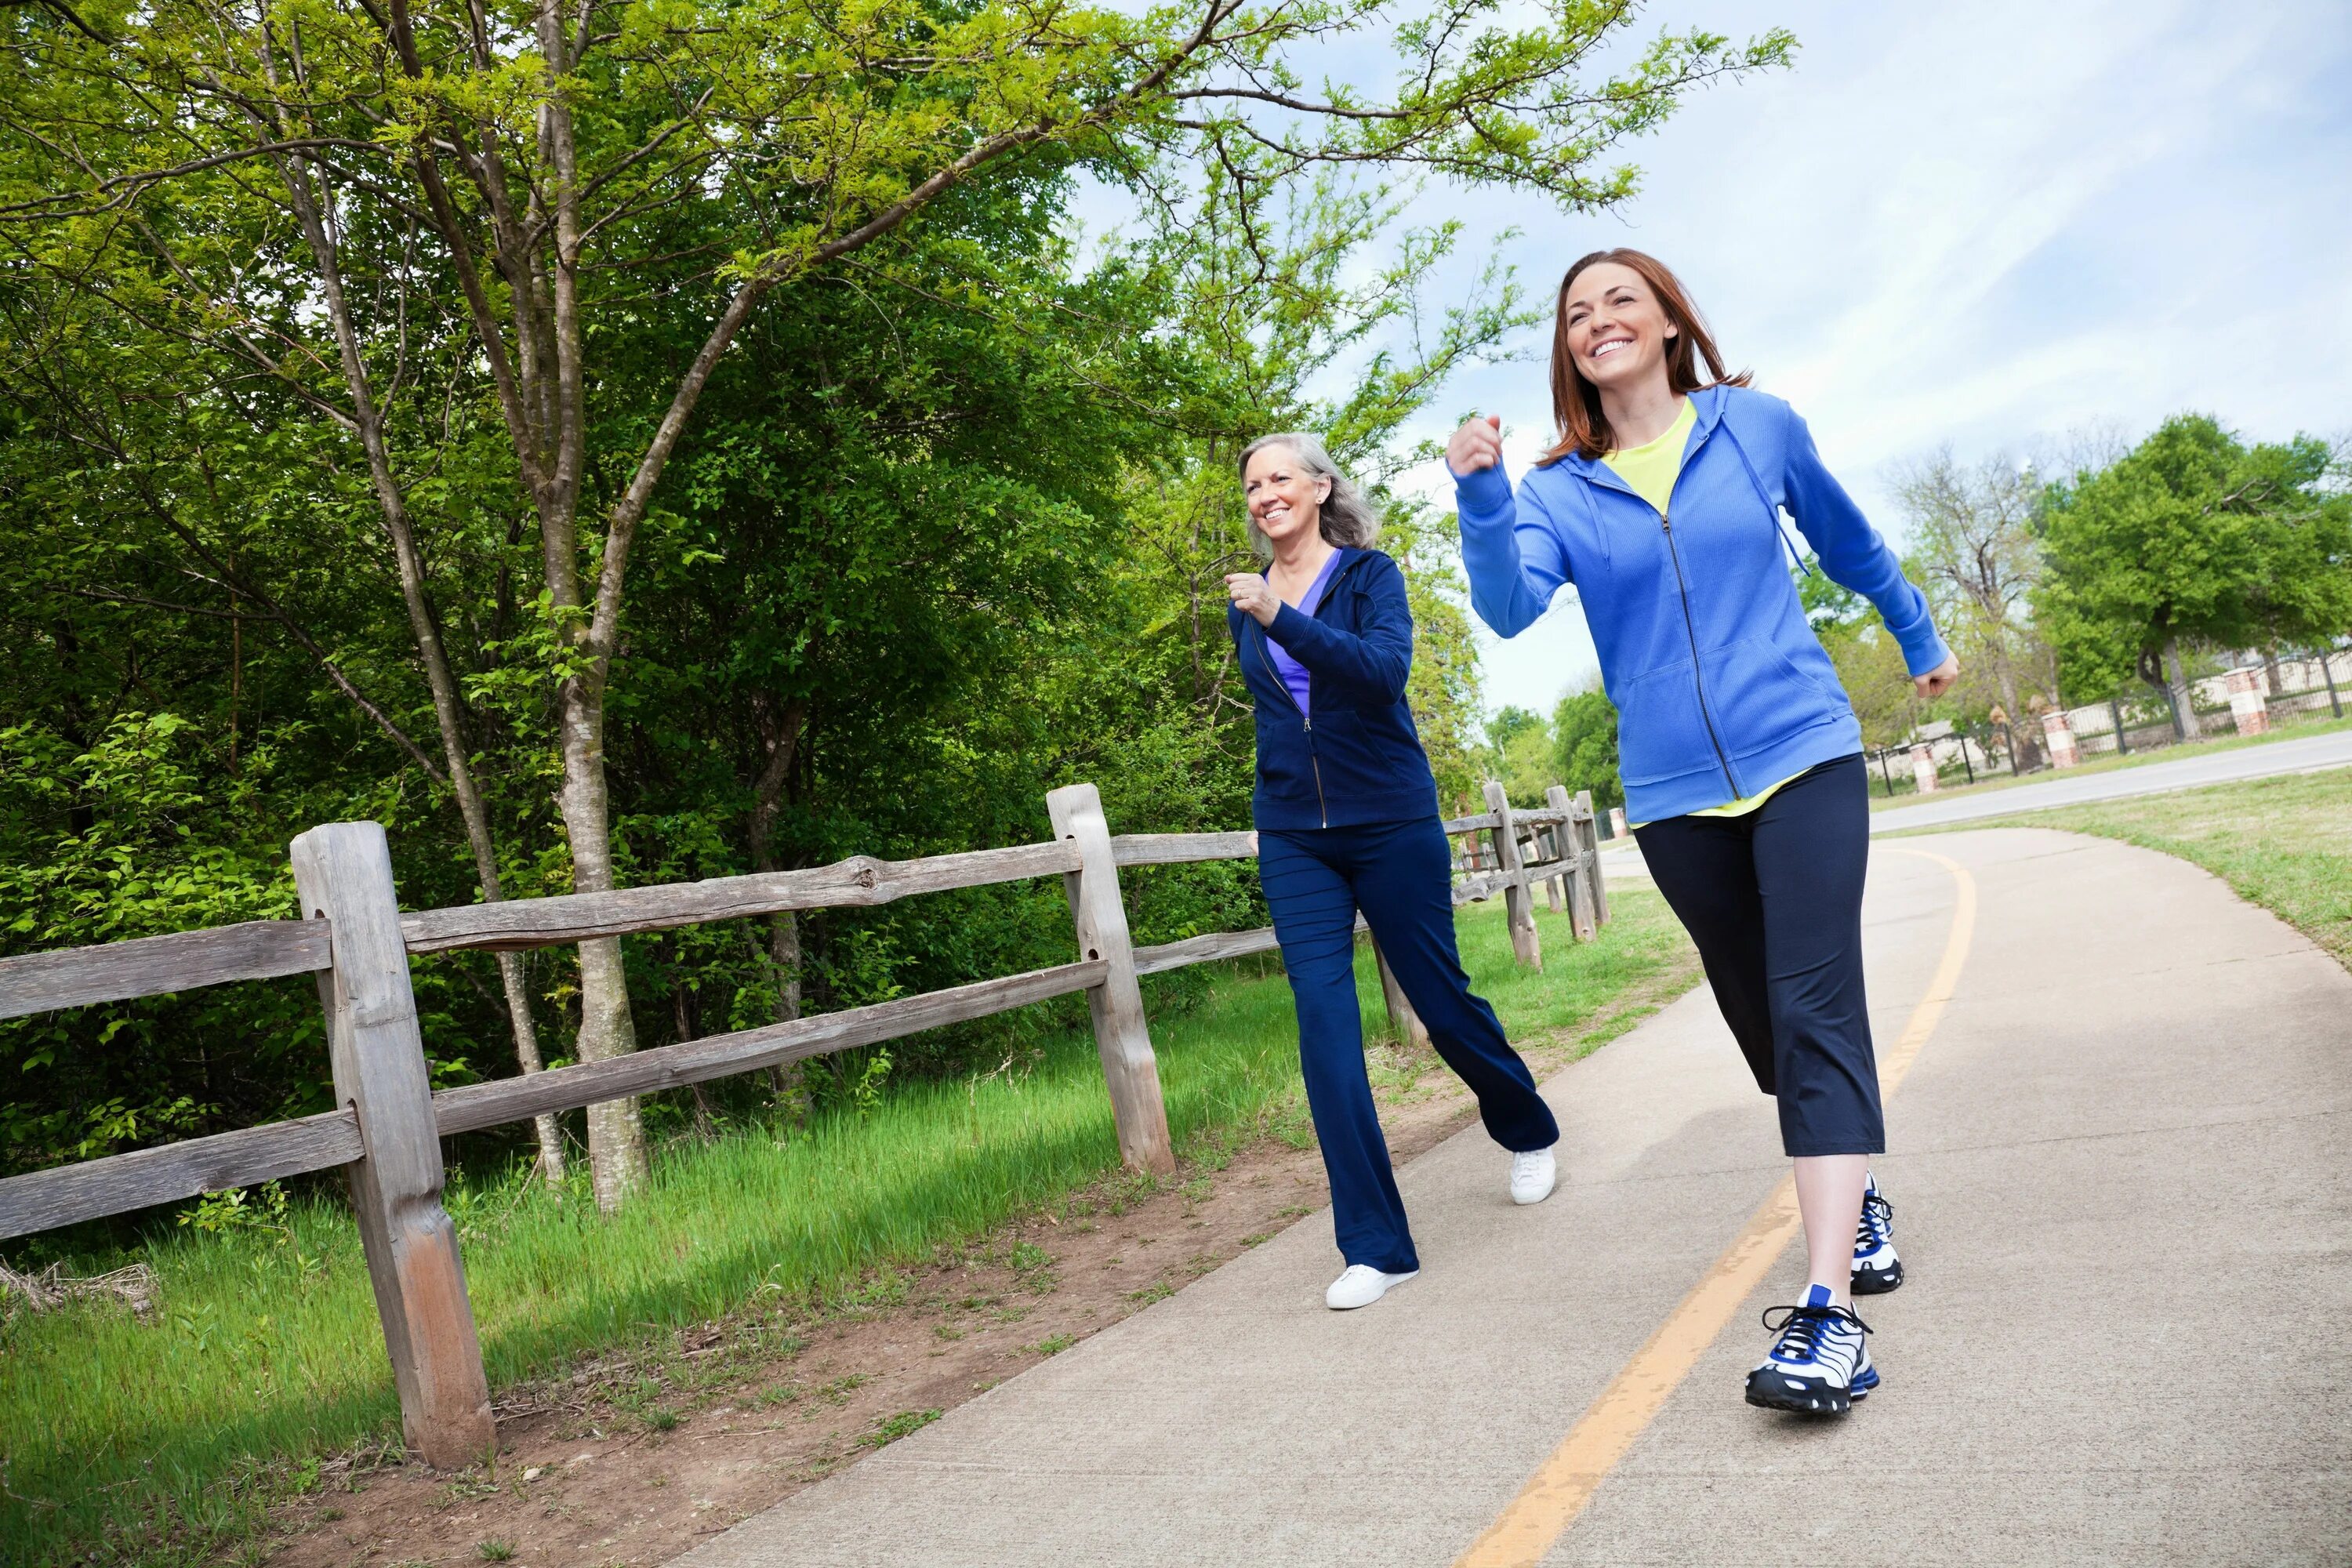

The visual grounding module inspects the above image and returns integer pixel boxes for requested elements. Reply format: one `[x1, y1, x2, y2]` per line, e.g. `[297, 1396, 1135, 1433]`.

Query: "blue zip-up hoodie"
[1455, 384, 1950, 824]
[1229, 546, 1442, 830]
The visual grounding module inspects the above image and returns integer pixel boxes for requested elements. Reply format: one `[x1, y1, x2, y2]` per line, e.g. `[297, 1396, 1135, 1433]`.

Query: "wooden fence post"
[1044, 784, 1177, 1177]
[1370, 935, 1431, 1051]
[1575, 789, 1610, 930]
[1561, 790, 1598, 940]
[289, 822, 494, 1470]
[1482, 780, 1541, 971]
[1542, 785, 1574, 917]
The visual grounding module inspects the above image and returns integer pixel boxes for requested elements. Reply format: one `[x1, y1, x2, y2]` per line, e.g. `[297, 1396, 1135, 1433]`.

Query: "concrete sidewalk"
[676, 829, 2352, 1567]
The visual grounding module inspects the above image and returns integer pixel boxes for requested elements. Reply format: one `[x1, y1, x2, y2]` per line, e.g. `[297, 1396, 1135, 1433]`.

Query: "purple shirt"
[1265, 550, 1344, 717]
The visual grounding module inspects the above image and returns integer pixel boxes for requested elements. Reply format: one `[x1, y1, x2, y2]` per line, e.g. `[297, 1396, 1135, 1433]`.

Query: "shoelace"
[1512, 1151, 1548, 1177]
[1759, 1301, 1872, 1365]
[1854, 1191, 1894, 1250]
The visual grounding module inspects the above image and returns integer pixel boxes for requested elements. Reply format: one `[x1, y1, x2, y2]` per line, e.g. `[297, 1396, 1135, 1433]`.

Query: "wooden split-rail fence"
[0, 781, 1607, 1467]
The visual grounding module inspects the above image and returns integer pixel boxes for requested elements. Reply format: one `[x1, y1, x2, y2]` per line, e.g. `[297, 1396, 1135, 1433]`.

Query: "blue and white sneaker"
[1744, 1283, 1877, 1415]
[1851, 1171, 1903, 1295]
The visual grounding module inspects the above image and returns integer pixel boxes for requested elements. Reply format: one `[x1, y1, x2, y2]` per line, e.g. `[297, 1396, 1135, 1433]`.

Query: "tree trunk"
[2164, 635, 2201, 740]
[749, 695, 811, 1126]
[557, 679, 651, 1211]
[2263, 644, 2284, 697]
[270, 138, 570, 1185]
[1994, 660, 2043, 771]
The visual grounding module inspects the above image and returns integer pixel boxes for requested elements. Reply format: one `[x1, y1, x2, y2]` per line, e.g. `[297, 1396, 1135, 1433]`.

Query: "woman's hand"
[1225, 572, 1281, 628]
[1446, 414, 1504, 477]
[1915, 654, 1960, 701]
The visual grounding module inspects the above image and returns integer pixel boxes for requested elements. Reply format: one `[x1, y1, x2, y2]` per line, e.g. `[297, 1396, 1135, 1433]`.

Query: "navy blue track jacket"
[1228, 546, 1442, 831]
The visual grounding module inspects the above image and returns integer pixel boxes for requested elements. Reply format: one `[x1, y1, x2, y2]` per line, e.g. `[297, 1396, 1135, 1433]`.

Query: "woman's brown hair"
[1543, 249, 1748, 464]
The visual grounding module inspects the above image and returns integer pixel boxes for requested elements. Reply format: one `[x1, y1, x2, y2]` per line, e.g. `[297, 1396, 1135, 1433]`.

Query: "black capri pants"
[1632, 753, 1883, 1156]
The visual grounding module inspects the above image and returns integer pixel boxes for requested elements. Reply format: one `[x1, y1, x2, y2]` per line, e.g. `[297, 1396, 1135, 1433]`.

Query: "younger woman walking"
[1225, 433, 1561, 1311]
[1446, 249, 1955, 1414]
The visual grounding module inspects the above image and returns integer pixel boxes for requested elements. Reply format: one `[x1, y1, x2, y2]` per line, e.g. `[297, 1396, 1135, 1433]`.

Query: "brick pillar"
[2042, 709, 2081, 768]
[2226, 666, 2270, 736]
[1910, 742, 1940, 793]
[1609, 807, 1627, 839]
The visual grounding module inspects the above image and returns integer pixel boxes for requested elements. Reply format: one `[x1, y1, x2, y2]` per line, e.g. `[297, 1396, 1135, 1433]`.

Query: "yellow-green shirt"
[1603, 397, 1798, 825]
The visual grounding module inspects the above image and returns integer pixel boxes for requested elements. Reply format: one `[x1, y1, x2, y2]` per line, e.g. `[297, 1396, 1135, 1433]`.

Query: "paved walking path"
[677, 829, 2352, 1567]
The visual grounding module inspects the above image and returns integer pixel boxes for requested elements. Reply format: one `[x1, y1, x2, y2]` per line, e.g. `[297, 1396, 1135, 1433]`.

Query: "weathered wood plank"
[1109, 831, 1259, 867]
[433, 960, 1108, 1137]
[292, 822, 494, 1470]
[0, 920, 332, 1022]
[1133, 925, 1281, 975]
[1544, 785, 1574, 918]
[1576, 789, 1610, 931]
[0, 1109, 362, 1242]
[1484, 781, 1542, 971]
[1440, 811, 1500, 837]
[1046, 785, 1175, 1177]
[1453, 869, 1515, 906]
[400, 840, 1081, 954]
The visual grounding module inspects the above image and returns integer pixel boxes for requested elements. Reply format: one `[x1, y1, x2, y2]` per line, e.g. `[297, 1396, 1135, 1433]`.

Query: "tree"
[1483, 705, 1552, 805]
[1551, 684, 1621, 815]
[2, 0, 1791, 1205]
[0, 0, 1789, 1206]
[2036, 416, 2352, 739]
[1893, 448, 2053, 768]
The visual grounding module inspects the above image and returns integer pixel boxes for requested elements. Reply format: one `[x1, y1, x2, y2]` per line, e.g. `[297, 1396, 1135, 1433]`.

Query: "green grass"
[1867, 709, 2352, 811]
[1903, 768, 2352, 968]
[0, 891, 1695, 1566]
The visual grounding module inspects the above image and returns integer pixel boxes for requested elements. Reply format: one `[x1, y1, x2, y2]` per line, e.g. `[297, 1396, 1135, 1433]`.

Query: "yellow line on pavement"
[1452, 847, 1978, 1568]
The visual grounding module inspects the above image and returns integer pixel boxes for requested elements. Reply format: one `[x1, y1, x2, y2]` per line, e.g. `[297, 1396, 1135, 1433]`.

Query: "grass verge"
[1902, 768, 2352, 967]
[0, 889, 1696, 1567]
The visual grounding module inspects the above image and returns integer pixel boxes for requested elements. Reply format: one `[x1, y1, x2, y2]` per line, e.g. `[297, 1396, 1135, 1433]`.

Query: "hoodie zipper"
[1254, 555, 1354, 829]
[1583, 403, 1741, 800]
[1659, 508, 1740, 798]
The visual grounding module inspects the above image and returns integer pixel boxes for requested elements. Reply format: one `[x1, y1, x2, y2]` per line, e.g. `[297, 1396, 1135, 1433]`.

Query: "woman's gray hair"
[1239, 432, 1382, 557]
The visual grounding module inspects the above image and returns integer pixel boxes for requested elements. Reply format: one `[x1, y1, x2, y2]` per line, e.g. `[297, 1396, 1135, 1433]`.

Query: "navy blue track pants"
[1259, 817, 1559, 1274]
[1632, 753, 1884, 1157]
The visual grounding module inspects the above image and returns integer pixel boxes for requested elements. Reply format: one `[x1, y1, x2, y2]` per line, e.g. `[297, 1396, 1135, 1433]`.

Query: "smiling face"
[1243, 443, 1331, 548]
[1562, 261, 1679, 396]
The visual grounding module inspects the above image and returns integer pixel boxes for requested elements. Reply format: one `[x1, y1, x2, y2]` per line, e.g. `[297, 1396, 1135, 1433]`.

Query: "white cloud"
[1371, 0, 2352, 719]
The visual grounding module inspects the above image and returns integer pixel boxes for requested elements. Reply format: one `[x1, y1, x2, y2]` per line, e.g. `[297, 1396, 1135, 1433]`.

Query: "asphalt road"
[1865, 724, 2352, 833]
[674, 829, 2352, 1567]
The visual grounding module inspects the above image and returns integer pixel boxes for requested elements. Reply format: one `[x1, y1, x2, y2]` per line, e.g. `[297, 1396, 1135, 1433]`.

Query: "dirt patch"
[258, 978, 1689, 1568]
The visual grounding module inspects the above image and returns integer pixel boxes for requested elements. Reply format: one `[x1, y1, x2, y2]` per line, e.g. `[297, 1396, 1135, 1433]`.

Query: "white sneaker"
[1325, 1265, 1418, 1310]
[1509, 1146, 1558, 1206]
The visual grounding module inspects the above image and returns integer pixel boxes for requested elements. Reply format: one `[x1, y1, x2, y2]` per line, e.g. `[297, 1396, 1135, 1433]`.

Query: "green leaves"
[2035, 416, 2352, 700]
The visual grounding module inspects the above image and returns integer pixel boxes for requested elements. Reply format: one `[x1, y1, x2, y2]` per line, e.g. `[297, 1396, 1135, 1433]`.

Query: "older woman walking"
[1225, 432, 1559, 1311]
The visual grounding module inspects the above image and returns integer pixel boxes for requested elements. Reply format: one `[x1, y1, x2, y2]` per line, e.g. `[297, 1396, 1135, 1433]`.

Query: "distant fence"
[0, 781, 1606, 1467]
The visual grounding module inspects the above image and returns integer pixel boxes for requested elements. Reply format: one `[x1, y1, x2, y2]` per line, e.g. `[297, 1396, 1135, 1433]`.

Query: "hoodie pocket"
[1615, 660, 1718, 787]
[1699, 637, 1849, 759]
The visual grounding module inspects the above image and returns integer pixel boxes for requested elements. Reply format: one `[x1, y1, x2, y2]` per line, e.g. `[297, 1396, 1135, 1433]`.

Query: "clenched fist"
[1914, 655, 1960, 701]
[1446, 414, 1504, 477]
[1226, 572, 1280, 628]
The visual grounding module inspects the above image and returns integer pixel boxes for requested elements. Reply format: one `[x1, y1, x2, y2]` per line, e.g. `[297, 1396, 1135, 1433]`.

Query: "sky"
[1298, 0, 2352, 720]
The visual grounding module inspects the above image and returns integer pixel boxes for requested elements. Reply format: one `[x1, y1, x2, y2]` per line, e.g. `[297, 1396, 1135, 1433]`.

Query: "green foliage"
[2034, 416, 2352, 701]
[1550, 688, 1622, 815]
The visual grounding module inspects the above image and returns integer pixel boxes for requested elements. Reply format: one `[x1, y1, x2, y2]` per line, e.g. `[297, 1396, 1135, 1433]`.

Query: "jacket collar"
[1551, 383, 1730, 485]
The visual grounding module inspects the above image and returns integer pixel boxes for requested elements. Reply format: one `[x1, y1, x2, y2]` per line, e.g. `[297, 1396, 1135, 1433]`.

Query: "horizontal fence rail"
[0, 1109, 363, 1242]
[0, 918, 331, 1022]
[401, 841, 1082, 954]
[0, 776, 1608, 1468]
[430, 960, 1108, 1138]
